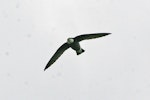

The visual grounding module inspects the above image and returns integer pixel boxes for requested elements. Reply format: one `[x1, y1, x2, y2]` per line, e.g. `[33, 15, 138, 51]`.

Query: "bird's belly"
[70, 43, 81, 51]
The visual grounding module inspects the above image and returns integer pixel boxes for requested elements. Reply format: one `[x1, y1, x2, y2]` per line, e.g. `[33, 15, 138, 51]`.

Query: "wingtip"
[94, 33, 111, 35]
[44, 67, 48, 71]
[103, 33, 111, 36]
[106, 33, 111, 35]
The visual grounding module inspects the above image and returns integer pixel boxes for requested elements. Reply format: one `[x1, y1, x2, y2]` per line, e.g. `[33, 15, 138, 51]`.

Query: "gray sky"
[0, 0, 150, 100]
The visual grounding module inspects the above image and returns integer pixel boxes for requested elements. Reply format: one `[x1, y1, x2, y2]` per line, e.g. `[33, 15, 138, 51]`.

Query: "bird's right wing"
[44, 43, 70, 71]
[74, 33, 111, 42]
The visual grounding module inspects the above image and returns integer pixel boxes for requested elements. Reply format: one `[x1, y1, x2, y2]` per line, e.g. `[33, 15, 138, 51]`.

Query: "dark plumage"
[44, 33, 111, 71]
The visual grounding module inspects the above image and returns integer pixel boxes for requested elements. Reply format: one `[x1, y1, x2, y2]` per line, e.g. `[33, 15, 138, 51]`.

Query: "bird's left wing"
[44, 43, 70, 71]
[74, 33, 111, 42]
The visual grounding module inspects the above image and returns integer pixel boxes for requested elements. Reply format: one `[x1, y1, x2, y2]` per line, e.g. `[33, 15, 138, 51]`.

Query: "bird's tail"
[76, 48, 85, 55]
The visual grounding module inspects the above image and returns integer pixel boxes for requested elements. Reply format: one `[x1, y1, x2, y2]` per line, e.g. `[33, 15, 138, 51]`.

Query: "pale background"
[0, 0, 150, 100]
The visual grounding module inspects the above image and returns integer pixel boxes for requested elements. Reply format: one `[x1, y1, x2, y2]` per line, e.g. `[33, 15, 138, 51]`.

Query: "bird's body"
[67, 38, 84, 55]
[69, 41, 80, 51]
[44, 33, 111, 70]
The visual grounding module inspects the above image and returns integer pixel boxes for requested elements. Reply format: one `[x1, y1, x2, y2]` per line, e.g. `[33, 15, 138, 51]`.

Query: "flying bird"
[44, 33, 111, 71]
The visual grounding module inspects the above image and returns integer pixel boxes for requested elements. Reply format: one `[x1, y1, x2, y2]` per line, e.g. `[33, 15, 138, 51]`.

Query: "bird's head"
[67, 38, 74, 44]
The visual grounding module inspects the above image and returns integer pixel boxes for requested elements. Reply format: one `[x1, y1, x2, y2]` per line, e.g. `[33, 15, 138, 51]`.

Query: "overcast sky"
[0, 0, 150, 100]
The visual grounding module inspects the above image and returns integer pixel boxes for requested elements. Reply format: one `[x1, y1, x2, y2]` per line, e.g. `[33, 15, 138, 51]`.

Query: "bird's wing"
[44, 43, 70, 71]
[74, 33, 111, 42]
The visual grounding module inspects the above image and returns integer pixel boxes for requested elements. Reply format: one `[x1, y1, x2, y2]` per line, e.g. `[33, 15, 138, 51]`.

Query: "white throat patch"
[67, 38, 74, 44]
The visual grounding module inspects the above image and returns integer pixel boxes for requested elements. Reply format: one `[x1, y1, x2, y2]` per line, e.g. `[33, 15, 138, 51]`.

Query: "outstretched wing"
[44, 43, 70, 71]
[74, 33, 111, 42]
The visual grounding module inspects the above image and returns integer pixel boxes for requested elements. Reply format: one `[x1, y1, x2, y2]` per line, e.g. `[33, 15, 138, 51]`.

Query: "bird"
[44, 33, 111, 71]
